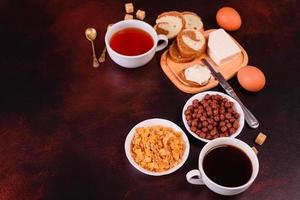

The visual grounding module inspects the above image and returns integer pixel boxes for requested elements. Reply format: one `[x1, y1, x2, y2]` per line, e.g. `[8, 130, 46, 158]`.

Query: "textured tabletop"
[0, 0, 299, 199]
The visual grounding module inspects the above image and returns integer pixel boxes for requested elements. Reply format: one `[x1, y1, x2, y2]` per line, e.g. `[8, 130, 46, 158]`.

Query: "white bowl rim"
[124, 118, 190, 176]
[182, 91, 245, 143]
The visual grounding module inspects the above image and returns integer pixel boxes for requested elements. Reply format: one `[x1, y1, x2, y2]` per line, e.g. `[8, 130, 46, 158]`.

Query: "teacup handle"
[155, 34, 168, 52]
[186, 169, 204, 185]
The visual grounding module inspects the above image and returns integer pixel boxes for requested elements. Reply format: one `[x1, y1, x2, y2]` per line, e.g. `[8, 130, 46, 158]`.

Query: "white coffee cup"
[186, 137, 259, 196]
[105, 20, 168, 68]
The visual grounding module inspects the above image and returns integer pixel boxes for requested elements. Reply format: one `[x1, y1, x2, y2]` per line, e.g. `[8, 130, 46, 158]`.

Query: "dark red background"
[0, 0, 299, 199]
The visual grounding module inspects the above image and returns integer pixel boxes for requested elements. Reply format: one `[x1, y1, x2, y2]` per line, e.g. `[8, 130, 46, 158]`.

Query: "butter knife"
[202, 58, 259, 129]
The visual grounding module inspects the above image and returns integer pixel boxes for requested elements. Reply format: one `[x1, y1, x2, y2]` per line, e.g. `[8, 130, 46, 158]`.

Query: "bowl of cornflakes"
[124, 118, 190, 176]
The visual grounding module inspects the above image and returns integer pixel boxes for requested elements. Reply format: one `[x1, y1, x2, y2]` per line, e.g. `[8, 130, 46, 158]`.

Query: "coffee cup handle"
[186, 169, 204, 185]
[155, 34, 168, 52]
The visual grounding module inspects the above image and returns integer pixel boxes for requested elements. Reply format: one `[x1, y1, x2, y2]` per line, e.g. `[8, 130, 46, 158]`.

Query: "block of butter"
[208, 29, 241, 66]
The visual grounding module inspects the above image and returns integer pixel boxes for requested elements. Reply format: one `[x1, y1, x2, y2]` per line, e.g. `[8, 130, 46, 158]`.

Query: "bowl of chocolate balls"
[182, 91, 245, 143]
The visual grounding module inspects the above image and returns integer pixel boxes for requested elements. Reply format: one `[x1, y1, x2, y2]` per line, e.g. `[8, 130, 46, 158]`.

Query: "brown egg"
[237, 66, 266, 92]
[216, 7, 242, 31]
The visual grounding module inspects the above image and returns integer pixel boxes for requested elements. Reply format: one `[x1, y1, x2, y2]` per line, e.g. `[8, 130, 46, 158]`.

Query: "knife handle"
[202, 58, 259, 128]
[226, 88, 259, 129]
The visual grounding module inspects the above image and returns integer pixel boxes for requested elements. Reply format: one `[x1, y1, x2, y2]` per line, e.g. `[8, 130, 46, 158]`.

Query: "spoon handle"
[91, 41, 99, 68]
[98, 47, 107, 63]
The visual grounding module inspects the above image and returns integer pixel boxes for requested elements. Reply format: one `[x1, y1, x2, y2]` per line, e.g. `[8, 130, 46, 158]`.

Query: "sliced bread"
[182, 11, 204, 31]
[155, 11, 185, 39]
[184, 64, 211, 86]
[169, 41, 196, 63]
[177, 28, 206, 58]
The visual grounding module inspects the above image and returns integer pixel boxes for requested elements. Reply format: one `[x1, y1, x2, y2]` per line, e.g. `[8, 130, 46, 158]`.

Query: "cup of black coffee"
[186, 138, 259, 196]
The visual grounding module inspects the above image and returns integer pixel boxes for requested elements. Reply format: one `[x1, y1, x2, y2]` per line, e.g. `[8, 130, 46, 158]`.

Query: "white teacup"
[105, 20, 168, 68]
[186, 137, 259, 196]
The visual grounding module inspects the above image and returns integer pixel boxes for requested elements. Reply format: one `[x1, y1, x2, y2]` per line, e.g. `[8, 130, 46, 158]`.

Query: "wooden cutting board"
[160, 29, 248, 94]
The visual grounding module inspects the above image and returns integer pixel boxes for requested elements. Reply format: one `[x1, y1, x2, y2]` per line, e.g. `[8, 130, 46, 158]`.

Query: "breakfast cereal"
[184, 94, 240, 140]
[131, 125, 185, 172]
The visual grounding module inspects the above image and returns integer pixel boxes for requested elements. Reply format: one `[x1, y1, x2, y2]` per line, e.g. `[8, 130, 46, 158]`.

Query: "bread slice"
[168, 41, 196, 63]
[155, 11, 185, 39]
[182, 11, 204, 31]
[184, 64, 211, 86]
[177, 28, 206, 58]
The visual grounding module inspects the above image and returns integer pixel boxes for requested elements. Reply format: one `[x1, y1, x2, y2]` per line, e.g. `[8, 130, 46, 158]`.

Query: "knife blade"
[202, 58, 259, 129]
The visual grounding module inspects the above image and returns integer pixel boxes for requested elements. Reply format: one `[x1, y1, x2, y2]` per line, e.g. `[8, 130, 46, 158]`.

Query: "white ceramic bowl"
[124, 118, 190, 176]
[182, 91, 245, 143]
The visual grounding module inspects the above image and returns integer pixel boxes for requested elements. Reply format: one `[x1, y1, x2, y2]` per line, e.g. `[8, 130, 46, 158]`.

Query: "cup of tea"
[186, 137, 259, 196]
[105, 20, 168, 68]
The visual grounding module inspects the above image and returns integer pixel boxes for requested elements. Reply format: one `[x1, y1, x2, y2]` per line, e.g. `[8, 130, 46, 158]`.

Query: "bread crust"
[168, 41, 196, 63]
[182, 11, 204, 31]
[157, 11, 184, 20]
[177, 29, 206, 58]
[154, 24, 169, 36]
[155, 11, 185, 39]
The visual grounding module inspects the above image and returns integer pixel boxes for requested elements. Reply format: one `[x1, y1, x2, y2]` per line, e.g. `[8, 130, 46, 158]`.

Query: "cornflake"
[131, 125, 185, 172]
